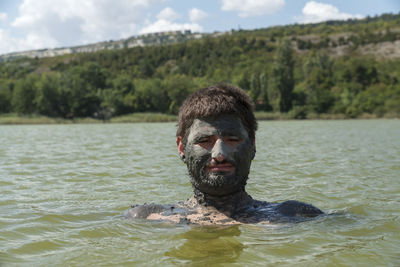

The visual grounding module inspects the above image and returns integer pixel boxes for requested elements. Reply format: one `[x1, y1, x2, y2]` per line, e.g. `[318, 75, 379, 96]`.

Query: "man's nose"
[211, 139, 228, 162]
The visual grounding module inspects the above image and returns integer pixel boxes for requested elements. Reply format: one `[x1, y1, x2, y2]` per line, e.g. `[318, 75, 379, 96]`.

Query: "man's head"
[177, 84, 257, 145]
[176, 84, 258, 196]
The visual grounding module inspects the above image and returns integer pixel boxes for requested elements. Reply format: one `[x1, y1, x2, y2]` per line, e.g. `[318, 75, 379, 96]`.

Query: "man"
[126, 84, 323, 225]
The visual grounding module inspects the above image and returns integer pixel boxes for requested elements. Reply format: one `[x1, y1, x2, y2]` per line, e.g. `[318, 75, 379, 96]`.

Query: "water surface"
[1, 120, 399, 266]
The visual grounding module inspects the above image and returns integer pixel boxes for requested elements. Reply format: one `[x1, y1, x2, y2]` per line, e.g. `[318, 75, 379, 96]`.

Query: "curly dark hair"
[176, 84, 257, 145]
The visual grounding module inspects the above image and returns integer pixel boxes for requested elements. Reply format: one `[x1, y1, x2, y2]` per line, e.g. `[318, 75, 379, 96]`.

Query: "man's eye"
[226, 136, 241, 142]
[197, 138, 210, 143]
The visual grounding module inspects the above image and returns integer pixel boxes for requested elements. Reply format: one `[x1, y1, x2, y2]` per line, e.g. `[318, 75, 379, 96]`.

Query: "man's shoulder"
[125, 202, 189, 220]
[125, 203, 169, 219]
[275, 200, 324, 218]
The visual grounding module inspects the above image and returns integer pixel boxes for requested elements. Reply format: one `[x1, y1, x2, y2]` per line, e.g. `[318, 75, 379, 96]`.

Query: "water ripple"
[1, 120, 399, 266]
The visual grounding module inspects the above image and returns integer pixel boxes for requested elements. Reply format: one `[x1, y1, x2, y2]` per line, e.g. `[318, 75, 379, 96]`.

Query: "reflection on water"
[166, 226, 243, 264]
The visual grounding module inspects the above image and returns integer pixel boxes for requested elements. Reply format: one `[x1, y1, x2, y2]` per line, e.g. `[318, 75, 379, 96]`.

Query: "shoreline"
[0, 112, 398, 125]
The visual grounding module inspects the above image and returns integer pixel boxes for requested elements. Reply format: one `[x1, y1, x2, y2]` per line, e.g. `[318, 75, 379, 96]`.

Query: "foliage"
[12, 74, 39, 114]
[0, 80, 13, 113]
[0, 13, 399, 120]
[269, 38, 294, 112]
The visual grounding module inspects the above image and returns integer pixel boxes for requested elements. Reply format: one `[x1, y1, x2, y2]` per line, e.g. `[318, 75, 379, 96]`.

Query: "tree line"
[0, 13, 399, 119]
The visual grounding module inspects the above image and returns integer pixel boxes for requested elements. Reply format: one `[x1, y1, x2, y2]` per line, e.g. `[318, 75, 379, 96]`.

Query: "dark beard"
[187, 155, 247, 196]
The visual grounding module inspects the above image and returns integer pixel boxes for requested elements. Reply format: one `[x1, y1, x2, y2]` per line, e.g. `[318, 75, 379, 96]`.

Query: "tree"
[101, 74, 135, 115]
[0, 81, 13, 113]
[59, 64, 103, 118]
[258, 72, 270, 110]
[133, 78, 169, 112]
[35, 72, 62, 117]
[249, 72, 270, 111]
[163, 74, 195, 114]
[12, 74, 39, 114]
[268, 38, 294, 112]
[80, 62, 108, 90]
[302, 51, 334, 113]
[249, 73, 260, 102]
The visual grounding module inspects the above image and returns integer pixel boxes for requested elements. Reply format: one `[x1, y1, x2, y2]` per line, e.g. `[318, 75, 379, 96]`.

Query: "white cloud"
[221, 0, 285, 17]
[139, 20, 202, 34]
[157, 7, 180, 21]
[0, 29, 23, 54]
[189, 8, 208, 23]
[139, 7, 203, 34]
[0, 12, 8, 22]
[0, 28, 58, 54]
[298, 1, 363, 24]
[1, 0, 163, 54]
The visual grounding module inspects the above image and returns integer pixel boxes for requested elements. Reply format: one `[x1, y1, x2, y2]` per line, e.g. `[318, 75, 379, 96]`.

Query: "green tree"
[302, 51, 334, 113]
[12, 74, 39, 114]
[249, 73, 260, 102]
[59, 64, 103, 118]
[163, 74, 195, 114]
[268, 38, 294, 112]
[249, 72, 270, 110]
[258, 72, 270, 110]
[133, 78, 169, 112]
[0, 81, 13, 113]
[80, 62, 108, 90]
[101, 74, 135, 115]
[235, 73, 250, 91]
[35, 72, 62, 117]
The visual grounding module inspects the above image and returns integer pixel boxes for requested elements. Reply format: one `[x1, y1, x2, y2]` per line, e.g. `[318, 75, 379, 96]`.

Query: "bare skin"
[126, 115, 323, 225]
[127, 194, 323, 225]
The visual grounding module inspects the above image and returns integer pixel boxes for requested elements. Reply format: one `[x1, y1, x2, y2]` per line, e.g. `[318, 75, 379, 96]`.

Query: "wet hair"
[177, 84, 257, 144]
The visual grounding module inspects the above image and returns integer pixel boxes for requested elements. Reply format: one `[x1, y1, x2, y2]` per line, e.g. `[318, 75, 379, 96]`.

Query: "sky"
[0, 0, 399, 55]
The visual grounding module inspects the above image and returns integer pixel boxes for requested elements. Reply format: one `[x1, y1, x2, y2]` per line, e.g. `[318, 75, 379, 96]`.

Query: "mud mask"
[183, 115, 255, 196]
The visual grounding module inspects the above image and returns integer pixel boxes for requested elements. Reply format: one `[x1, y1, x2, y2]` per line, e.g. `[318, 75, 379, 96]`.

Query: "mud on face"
[182, 115, 255, 196]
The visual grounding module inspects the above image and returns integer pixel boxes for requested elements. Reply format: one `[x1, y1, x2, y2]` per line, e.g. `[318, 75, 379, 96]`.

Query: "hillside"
[0, 30, 210, 61]
[2, 13, 400, 61]
[0, 12, 399, 120]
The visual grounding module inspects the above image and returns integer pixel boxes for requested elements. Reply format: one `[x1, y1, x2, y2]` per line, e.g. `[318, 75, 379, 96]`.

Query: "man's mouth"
[207, 162, 235, 173]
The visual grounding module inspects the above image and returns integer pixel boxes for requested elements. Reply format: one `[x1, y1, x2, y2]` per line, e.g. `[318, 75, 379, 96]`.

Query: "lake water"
[1, 120, 399, 266]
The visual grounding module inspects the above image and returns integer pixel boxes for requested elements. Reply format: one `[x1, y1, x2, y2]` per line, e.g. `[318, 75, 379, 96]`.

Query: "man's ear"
[177, 136, 185, 160]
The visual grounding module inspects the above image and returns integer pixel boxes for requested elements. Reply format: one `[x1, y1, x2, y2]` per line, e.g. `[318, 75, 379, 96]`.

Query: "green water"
[1, 120, 399, 266]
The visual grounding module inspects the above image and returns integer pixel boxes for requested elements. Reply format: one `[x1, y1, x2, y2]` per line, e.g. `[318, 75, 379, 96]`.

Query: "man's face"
[180, 115, 255, 196]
